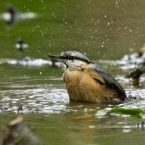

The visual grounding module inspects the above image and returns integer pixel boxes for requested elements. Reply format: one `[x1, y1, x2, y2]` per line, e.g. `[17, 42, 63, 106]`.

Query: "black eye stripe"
[60, 55, 91, 64]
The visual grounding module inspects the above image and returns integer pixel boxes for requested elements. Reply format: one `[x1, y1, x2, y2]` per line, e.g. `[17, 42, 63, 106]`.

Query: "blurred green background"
[0, 0, 145, 60]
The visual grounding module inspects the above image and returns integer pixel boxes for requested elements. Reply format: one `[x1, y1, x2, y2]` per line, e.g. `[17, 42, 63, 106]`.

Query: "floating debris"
[95, 109, 108, 117]
[0, 116, 43, 145]
[110, 107, 145, 118]
[95, 107, 145, 119]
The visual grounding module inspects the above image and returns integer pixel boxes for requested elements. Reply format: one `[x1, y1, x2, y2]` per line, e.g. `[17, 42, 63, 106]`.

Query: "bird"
[17, 105, 23, 114]
[15, 37, 29, 54]
[4, 4, 20, 26]
[48, 51, 127, 104]
[126, 68, 145, 86]
[3, 4, 38, 28]
[137, 121, 144, 128]
[6, 4, 17, 25]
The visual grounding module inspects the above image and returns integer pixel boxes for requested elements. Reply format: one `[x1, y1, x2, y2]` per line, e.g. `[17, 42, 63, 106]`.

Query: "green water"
[0, 0, 145, 145]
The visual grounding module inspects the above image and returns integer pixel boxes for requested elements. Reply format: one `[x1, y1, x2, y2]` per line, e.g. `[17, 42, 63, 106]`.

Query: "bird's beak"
[47, 54, 62, 61]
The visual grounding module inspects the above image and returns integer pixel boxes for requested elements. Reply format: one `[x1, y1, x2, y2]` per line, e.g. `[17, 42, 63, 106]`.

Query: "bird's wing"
[89, 64, 126, 101]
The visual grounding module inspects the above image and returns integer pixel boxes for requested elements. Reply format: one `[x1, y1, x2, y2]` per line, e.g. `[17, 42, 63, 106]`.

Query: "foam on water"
[117, 52, 145, 70]
[0, 57, 60, 67]
[0, 88, 69, 114]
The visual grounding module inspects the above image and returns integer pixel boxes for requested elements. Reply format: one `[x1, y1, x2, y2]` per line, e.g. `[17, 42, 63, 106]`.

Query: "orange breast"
[64, 70, 120, 103]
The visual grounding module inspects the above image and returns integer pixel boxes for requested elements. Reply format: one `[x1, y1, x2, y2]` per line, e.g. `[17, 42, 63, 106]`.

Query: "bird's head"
[48, 51, 92, 72]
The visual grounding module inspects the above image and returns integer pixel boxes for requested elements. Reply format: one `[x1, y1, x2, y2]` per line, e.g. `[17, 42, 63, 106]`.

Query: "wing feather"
[90, 64, 126, 101]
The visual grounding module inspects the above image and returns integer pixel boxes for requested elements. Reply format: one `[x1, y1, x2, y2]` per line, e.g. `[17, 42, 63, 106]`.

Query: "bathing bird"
[48, 51, 126, 103]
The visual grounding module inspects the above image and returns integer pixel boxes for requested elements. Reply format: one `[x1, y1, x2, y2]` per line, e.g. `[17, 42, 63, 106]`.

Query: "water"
[0, 0, 145, 145]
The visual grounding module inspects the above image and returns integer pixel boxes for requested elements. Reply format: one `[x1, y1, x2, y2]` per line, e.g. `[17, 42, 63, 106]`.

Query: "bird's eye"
[69, 56, 74, 60]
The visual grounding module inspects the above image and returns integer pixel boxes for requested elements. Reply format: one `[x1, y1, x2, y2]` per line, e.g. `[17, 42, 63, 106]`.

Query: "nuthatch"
[48, 51, 126, 103]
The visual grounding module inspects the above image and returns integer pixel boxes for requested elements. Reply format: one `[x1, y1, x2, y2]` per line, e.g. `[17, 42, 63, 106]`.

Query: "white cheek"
[60, 60, 84, 72]
[60, 62, 66, 69]
[68, 60, 83, 67]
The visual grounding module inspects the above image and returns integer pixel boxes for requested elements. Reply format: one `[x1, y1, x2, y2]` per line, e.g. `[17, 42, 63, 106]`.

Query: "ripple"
[0, 88, 69, 114]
